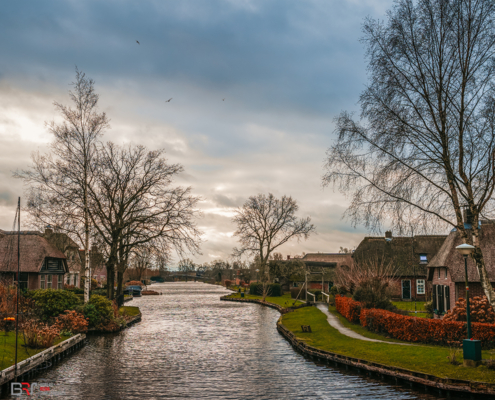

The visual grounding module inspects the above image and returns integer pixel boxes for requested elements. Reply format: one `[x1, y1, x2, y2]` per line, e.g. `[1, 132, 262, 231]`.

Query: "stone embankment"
[221, 295, 495, 399]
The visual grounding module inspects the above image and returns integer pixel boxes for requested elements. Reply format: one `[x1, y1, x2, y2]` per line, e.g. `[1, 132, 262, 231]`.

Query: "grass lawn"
[327, 305, 404, 343]
[282, 306, 495, 383]
[226, 292, 304, 308]
[0, 332, 64, 371]
[120, 306, 141, 317]
[392, 301, 426, 311]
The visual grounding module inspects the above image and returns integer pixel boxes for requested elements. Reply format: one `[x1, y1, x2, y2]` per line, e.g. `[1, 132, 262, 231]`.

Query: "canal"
[5, 282, 448, 399]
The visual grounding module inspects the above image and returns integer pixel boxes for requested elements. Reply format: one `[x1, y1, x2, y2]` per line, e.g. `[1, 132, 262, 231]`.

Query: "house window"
[438, 268, 441, 278]
[40, 275, 45, 289]
[66, 273, 71, 285]
[416, 279, 425, 294]
[73, 273, 78, 286]
[57, 276, 63, 290]
[47, 274, 52, 289]
[19, 273, 29, 291]
[419, 254, 428, 264]
[445, 268, 448, 279]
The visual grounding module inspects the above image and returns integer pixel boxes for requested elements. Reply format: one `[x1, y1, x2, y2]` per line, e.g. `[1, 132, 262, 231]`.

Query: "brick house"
[427, 222, 495, 316]
[79, 247, 107, 285]
[352, 232, 447, 301]
[0, 230, 68, 290]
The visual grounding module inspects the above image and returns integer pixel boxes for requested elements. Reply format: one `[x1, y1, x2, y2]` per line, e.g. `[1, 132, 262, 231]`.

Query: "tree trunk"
[106, 263, 115, 300]
[83, 186, 90, 303]
[116, 271, 124, 297]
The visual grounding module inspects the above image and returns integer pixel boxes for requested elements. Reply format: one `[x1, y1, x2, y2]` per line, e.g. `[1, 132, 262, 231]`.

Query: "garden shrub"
[360, 308, 495, 347]
[81, 295, 114, 328]
[30, 289, 81, 321]
[22, 320, 60, 348]
[335, 295, 361, 323]
[54, 310, 89, 334]
[64, 285, 84, 294]
[224, 280, 232, 288]
[443, 296, 495, 323]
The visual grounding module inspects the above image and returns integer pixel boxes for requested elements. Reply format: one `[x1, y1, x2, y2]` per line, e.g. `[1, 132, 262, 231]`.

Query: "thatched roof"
[428, 224, 495, 283]
[352, 234, 447, 276]
[0, 231, 67, 273]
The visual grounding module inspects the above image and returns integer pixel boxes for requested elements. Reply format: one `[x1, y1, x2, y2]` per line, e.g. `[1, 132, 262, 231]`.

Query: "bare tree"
[17, 69, 109, 302]
[323, 0, 495, 308]
[232, 193, 315, 298]
[89, 142, 202, 299]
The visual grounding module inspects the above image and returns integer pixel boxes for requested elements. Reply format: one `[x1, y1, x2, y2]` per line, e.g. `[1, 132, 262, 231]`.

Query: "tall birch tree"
[17, 69, 108, 302]
[323, 0, 495, 308]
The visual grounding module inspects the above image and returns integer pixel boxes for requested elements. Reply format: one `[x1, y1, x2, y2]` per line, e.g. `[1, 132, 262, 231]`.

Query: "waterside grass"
[0, 332, 64, 370]
[282, 305, 495, 384]
[225, 292, 303, 308]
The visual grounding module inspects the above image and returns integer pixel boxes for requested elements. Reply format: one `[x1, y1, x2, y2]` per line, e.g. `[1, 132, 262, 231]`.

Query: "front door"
[402, 280, 411, 300]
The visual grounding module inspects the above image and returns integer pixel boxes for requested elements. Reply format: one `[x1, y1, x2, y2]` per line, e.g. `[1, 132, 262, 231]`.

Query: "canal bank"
[1, 282, 453, 399]
[221, 294, 495, 398]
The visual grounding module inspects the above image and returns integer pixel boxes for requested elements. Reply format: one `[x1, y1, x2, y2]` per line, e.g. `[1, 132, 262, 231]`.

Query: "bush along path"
[315, 304, 414, 345]
[222, 293, 495, 398]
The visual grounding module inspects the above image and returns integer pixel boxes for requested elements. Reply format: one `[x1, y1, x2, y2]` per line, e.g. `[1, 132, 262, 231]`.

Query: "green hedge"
[81, 295, 114, 328]
[28, 289, 82, 321]
[249, 283, 282, 297]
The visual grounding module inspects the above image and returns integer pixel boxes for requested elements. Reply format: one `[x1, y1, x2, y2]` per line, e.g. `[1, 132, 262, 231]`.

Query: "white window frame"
[66, 273, 71, 285]
[445, 268, 448, 279]
[47, 274, 52, 289]
[40, 274, 45, 289]
[57, 275, 63, 289]
[73, 273, 78, 286]
[416, 279, 425, 295]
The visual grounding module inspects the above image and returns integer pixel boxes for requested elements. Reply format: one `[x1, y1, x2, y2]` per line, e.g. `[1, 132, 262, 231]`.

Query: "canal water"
[6, 282, 449, 399]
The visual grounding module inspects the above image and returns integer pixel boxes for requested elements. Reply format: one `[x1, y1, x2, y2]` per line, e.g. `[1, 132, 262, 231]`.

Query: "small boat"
[124, 285, 142, 297]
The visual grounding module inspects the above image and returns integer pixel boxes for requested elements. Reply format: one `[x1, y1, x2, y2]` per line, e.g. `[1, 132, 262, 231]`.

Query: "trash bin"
[241, 292, 245, 298]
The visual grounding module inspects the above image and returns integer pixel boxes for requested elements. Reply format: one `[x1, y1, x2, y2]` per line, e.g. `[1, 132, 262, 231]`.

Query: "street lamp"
[256, 269, 259, 282]
[456, 243, 475, 339]
[456, 243, 480, 367]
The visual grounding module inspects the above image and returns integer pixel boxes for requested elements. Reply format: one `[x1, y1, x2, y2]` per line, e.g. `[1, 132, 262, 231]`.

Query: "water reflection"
[4, 282, 448, 399]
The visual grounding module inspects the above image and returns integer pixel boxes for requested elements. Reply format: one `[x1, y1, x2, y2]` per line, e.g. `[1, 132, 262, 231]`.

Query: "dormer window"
[419, 254, 428, 264]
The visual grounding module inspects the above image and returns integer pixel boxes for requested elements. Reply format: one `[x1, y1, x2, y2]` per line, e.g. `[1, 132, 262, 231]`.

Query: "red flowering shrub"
[224, 280, 232, 288]
[141, 290, 160, 295]
[22, 320, 60, 348]
[361, 308, 495, 347]
[443, 296, 495, 323]
[335, 295, 362, 323]
[54, 310, 89, 333]
[125, 280, 145, 287]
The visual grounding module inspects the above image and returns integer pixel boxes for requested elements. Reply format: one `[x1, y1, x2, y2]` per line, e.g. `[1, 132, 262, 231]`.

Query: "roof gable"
[0, 232, 67, 273]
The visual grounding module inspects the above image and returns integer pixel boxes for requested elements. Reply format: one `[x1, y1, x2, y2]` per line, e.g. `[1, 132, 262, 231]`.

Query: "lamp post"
[256, 269, 259, 282]
[456, 243, 475, 339]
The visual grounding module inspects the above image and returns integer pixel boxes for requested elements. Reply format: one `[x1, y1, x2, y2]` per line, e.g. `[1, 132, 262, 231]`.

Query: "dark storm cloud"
[0, 0, 374, 114]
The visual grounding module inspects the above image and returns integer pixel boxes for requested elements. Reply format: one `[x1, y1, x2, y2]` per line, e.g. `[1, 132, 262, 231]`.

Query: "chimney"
[45, 225, 53, 235]
[287, 255, 291, 260]
[463, 206, 473, 226]
[385, 231, 392, 239]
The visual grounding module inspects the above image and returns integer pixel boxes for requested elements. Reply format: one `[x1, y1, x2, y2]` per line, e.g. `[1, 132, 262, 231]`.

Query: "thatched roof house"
[0, 229, 67, 290]
[427, 222, 495, 314]
[352, 232, 447, 300]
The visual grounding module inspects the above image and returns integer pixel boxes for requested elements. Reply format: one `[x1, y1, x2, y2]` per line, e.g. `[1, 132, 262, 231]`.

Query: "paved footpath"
[316, 304, 415, 346]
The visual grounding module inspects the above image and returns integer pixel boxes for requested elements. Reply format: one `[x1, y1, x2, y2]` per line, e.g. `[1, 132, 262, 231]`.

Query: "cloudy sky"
[0, 0, 395, 266]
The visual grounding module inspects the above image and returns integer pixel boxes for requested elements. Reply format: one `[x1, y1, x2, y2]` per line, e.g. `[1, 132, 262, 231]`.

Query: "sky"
[0, 0, 396, 266]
